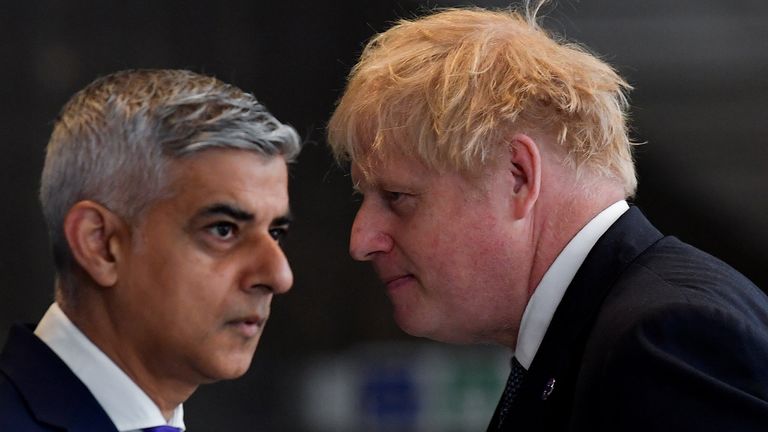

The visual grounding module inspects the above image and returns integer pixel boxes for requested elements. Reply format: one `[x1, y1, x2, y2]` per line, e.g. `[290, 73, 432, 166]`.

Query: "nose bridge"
[349, 197, 393, 261]
[245, 234, 293, 295]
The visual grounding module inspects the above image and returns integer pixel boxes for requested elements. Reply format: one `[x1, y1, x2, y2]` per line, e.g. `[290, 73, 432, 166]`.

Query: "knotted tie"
[142, 427, 182, 432]
[496, 356, 527, 429]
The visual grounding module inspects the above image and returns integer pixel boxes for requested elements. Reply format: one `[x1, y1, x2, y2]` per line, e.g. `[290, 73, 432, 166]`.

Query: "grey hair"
[40, 69, 302, 303]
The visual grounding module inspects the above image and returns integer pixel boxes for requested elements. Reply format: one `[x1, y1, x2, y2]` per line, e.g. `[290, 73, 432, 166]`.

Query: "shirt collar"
[34, 303, 186, 431]
[513, 200, 629, 369]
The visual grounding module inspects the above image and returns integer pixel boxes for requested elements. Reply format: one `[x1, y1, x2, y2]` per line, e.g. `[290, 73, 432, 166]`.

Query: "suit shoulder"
[600, 236, 768, 331]
[0, 369, 52, 430]
[576, 277, 768, 429]
[633, 236, 763, 300]
[584, 251, 768, 399]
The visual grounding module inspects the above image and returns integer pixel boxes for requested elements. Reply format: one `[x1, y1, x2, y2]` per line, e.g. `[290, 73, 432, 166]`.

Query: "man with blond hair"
[0, 69, 301, 431]
[327, 4, 768, 431]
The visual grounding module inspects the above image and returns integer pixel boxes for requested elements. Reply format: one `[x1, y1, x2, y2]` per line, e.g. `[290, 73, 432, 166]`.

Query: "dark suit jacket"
[0, 324, 118, 431]
[489, 206, 768, 431]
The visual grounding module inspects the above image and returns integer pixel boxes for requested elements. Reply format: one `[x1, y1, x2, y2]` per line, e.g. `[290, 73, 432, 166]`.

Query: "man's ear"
[507, 133, 541, 220]
[63, 201, 128, 288]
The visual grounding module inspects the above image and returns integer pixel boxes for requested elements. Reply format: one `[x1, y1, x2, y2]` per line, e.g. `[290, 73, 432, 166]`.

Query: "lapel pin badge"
[541, 377, 556, 400]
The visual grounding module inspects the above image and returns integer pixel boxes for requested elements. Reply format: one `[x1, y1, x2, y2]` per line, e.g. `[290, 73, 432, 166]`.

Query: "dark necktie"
[496, 356, 527, 429]
[142, 427, 182, 432]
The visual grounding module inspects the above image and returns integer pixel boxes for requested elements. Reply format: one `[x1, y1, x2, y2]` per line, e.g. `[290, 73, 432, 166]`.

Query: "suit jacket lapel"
[497, 207, 664, 429]
[0, 324, 118, 432]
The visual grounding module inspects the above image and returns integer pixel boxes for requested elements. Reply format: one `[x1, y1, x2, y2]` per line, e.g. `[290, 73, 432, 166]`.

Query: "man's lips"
[226, 315, 266, 338]
[383, 274, 415, 291]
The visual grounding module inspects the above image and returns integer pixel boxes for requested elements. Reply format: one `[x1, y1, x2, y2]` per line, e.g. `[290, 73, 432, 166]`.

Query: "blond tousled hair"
[327, 5, 637, 196]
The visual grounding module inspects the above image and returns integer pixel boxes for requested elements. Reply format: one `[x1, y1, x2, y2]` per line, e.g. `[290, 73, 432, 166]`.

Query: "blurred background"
[1, 0, 766, 430]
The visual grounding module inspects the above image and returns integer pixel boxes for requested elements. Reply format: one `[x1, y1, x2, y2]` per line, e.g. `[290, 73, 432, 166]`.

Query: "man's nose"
[349, 201, 393, 261]
[246, 236, 293, 295]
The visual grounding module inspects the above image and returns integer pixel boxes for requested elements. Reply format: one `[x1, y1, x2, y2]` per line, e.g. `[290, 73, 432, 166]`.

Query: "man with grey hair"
[0, 69, 302, 431]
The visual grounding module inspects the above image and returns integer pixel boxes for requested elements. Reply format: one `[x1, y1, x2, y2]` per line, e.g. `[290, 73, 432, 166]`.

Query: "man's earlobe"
[63, 201, 126, 288]
[508, 133, 541, 219]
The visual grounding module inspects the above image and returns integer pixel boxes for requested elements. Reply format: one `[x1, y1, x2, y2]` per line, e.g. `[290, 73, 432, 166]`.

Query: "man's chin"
[393, 311, 444, 341]
[199, 351, 258, 383]
[394, 312, 479, 345]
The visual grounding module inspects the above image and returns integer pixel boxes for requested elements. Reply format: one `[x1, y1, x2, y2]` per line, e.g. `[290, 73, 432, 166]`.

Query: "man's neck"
[526, 183, 625, 296]
[61, 298, 194, 421]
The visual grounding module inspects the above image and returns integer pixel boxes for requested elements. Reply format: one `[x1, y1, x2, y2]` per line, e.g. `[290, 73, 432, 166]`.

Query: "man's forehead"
[350, 150, 427, 183]
[168, 150, 286, 182]
[162, 150, 289, 210]
[350, 160, 399, 192]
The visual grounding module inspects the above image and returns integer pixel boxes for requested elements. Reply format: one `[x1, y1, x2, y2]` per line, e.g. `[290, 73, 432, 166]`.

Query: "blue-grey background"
[1, 1, 766, 430]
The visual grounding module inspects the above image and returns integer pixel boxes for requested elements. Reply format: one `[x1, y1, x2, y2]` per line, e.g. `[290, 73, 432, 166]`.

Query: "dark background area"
[1, 1, 766, 430]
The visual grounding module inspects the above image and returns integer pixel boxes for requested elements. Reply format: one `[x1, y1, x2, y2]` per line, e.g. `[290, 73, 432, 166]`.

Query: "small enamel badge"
[541, 377, 556, 400]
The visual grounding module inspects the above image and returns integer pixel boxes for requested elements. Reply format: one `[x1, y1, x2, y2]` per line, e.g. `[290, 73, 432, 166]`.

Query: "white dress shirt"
[514, 200, 630, 369]
[34, 303, 186, 431]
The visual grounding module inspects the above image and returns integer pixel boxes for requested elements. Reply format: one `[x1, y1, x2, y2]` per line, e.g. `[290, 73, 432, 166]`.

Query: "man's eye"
[384, 190, 405, 203]
[208, 222, 237, 239]
[268, 227, 289, 241]
[382, 191, 411, 205]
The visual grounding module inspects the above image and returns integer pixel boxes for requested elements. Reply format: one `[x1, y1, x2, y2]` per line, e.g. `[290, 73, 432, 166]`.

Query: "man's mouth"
[227, 316, 265, 338]
[383, 274, 415, 291]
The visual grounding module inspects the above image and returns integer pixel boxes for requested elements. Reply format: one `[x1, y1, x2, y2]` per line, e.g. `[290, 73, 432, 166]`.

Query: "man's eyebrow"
[351, 178, 379, 193]
[198, 203, 254, 221]
[351, 178, 362, 193]
[197, 204, 292, 227]
[272, 214, 293, 226]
